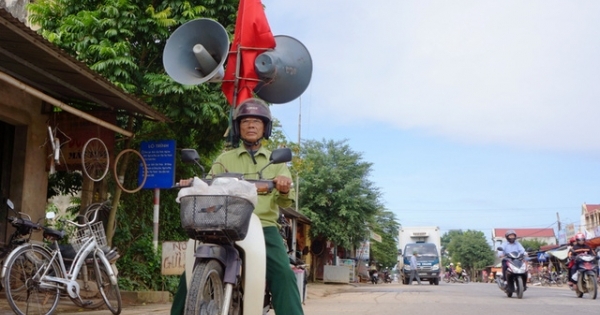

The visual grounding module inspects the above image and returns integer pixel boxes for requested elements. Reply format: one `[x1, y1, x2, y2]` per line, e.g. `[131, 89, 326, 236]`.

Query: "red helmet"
[575, 233, 586, 242]
[569, 236, 576, 244]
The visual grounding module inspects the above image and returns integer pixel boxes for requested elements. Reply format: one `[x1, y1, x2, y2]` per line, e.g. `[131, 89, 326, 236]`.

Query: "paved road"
[0, 281, 598, 314]
[304, 281, 600, 315]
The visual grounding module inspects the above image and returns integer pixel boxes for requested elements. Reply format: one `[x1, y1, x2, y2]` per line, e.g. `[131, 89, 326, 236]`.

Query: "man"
[171, 98, 302, 315]
[568, 232, 596, 288]
[498, 229, 527, 290]
[409, 250, 421, 285]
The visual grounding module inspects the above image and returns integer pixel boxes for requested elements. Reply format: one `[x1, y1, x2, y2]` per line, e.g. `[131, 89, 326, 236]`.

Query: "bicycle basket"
[180, 195, 254, 241]
[70, 221, 108, 252]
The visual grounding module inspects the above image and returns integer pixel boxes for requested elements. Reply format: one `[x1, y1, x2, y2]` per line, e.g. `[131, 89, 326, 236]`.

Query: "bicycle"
[1, 202, 122, 315]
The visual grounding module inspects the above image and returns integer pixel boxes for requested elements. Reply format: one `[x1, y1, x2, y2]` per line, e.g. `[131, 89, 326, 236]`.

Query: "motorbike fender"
[192, 243, 240, 285]
[236, 214, 266, 315]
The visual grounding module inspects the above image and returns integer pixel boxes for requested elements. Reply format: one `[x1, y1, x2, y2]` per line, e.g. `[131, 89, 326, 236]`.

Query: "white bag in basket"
[210, 177, 258, 206]
[176, 176, 258, 207]
[176, 177, 209, 203]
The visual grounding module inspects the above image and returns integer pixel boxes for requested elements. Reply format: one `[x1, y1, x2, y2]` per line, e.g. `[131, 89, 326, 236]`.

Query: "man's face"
[240, 117, 264, 143]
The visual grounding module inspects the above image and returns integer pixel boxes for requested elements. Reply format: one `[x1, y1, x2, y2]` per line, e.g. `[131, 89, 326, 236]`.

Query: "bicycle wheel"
[4, 245, 61, 315]
[93, 258, 122, 314]
[82, 138, 110, 182]
[185, 259, 225, 315]
[113, 149, 147, 193]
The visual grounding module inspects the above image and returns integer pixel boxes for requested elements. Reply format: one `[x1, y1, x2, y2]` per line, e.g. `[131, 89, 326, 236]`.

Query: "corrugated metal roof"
[0, 7, 168, 122]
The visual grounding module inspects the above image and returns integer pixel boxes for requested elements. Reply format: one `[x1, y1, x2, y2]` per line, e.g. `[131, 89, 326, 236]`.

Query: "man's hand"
[178, 178, 194, 187]
[273, 175, 292, 194]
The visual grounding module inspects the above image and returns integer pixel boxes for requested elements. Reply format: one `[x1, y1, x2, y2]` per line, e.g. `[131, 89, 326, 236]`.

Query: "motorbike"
[179, 147, 293, 315]
[369, 270, 379, 284]
[571, 253, 598, 299]
[460, 269, 470, 283]
[383, 270, 393, 283]
[496, 247, 527, 299]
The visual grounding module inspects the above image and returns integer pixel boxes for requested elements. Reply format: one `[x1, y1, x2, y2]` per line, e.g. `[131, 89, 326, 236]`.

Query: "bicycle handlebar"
[58, 201, 110, 228]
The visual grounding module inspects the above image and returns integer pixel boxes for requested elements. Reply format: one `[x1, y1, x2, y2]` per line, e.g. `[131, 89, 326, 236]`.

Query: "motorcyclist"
[368, 262, 378, 281]
[171, 98, 302, 315]
[455, 263, 463, 279]
[498, 229, 527, 289]
[567, 232, 596, 288]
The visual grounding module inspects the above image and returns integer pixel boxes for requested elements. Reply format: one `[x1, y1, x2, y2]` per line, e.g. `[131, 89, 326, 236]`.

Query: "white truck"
[397, 226, 442, 285]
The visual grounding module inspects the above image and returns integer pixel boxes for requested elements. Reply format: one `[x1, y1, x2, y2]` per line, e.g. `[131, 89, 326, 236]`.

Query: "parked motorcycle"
[571, 253, 598, 299]
[179, 147, 293, 315]
[496, 247, 527, 299]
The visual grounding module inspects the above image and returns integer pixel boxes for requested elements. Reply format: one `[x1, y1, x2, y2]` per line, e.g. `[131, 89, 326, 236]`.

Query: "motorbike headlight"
[512, 264, 527, 273]
[431, 264, 439, 271]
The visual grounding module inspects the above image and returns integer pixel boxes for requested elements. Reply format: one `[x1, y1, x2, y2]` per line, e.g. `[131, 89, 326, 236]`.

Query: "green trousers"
[171, 226, 304, 315]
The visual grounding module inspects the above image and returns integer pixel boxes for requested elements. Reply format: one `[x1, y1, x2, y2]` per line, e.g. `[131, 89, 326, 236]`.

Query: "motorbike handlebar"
[175, 177, 277, 195]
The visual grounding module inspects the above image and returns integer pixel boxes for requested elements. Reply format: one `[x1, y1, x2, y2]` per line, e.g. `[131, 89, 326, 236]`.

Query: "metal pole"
[153, 188, 160, 252]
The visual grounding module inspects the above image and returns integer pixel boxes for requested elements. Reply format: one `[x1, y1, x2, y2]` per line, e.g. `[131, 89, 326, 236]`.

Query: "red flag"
[222, 0, 276, 107]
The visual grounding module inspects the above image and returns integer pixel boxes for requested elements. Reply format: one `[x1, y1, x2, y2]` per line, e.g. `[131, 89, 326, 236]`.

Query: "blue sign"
[537, 252, 547, 262]
[140, 140, 176, 189]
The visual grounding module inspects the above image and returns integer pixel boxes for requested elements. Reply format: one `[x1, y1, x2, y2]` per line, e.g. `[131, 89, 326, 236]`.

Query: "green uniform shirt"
[209, 146, 295, 227]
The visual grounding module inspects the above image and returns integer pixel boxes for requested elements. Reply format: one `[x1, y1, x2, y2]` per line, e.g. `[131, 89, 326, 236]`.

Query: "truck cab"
[400, 242, 441, 285]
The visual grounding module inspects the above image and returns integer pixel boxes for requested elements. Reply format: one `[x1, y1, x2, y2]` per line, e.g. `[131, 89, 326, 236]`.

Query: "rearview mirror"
[46, 212, 56, 220]
[6, 199, 14, 210]
[497, 247, 503, 251]
[181, 149, 200, 164]
[270, 148, 292, 164]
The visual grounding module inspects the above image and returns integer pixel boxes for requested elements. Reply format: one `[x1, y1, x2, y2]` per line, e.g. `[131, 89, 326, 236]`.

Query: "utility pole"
[556, 212, 561, 231]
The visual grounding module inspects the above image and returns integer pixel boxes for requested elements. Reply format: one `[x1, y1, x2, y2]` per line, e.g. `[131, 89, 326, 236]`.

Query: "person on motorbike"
[567, 232, 596, 288]
[498, 230, 527, 290]
[368, 262, 378, 281]
[455, 262, 463, 280]
[171, 98, 303, 315]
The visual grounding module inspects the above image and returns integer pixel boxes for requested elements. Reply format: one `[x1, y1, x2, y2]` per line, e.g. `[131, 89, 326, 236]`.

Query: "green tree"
[369, 210, 400, 268]
[446, 230, 495, 273]
[520, 239, 548, 252]
[297, 139, 381, 250]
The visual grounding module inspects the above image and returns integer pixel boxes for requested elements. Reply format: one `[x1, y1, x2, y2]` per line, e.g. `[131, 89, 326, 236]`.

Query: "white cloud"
[264, 0, 600, 153]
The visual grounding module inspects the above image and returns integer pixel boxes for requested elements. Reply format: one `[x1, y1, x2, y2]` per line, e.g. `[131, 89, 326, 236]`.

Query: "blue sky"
[259, 1, 600, 238]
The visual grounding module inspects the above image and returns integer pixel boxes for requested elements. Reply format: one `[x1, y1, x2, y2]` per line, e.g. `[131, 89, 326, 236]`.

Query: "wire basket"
[180, 195, 254, 241]
[70, 221, 107, 252]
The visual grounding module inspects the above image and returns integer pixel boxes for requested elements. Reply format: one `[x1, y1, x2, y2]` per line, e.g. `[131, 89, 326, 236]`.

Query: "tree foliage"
[520, 239, 548, 252]
[369, 209, 400, 268]
[297, 139, 381, 249]
[445, 230, 495, 271]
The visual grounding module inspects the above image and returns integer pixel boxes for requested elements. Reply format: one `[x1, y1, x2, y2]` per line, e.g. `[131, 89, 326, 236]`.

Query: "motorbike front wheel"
[584, 271, 597, 300]
[186, 260, 225, 315]
[464, 276, 470, 284]
[516, 277, 524, 299]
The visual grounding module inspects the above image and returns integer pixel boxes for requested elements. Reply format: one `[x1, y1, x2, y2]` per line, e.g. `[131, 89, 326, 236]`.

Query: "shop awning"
[0, 8, 168, 122]
[547, 248, 569, 260]
[280, 207, 311, 224]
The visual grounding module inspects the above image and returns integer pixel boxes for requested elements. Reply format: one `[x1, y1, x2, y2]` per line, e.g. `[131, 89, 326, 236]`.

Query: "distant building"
[581, 203, 600, 238]
[491, 228, 556, 248]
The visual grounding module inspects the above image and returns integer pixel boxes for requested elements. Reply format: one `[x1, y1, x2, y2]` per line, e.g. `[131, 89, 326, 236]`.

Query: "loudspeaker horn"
[254, 35, 313, 104]
[163, 18, 229, 85]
